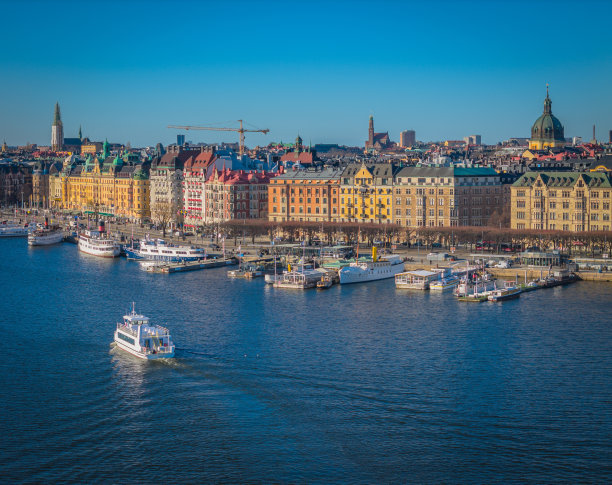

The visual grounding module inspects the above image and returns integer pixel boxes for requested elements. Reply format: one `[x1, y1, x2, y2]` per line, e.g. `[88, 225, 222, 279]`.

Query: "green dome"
[531, 90, 564, 143]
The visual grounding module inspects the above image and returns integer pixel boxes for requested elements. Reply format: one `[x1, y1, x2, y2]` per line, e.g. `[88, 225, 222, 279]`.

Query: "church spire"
[53, 102, 62, 126]
[543, 84, 552, 115]
[78, 125, 82, 140]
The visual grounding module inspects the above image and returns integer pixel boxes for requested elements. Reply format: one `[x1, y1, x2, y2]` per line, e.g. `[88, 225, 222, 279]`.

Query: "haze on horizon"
[1, 0, 611, 148]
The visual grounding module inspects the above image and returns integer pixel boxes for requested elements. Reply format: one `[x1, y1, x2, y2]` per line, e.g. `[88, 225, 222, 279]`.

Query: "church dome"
[530, 89, 564, 144]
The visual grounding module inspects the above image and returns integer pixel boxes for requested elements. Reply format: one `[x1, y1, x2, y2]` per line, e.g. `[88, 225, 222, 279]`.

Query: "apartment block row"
[511, 171, 612, 232]
[268, 163, 504, 227]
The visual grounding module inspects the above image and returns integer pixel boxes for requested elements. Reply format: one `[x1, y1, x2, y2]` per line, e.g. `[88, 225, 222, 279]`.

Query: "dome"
[530, 89, 564, 144]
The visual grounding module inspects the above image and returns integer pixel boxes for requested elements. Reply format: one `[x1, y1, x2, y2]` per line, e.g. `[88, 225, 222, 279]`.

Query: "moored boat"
[339, 247, 404, 285]
[0, 221, 29, 237]
[27, 219, 63, 246]
[488, 283, 522, 302]
[125, 237, 206, 262]
[429, 274, 462, 291]
[78, 222, 120, 258]
[114, 304, 175, 360]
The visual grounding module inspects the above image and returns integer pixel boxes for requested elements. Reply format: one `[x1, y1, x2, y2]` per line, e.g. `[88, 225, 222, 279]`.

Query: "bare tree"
[150, 200, 176, 237]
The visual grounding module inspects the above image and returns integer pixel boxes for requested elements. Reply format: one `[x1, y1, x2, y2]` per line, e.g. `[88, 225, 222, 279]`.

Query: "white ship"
[0, 221, 29, 237]
[78, 223, 120, 258]
[339, 248, 404, 284]
[125, 238, 206, 262]
[28, 219, 63, 246]
[114, 304, 175, 360]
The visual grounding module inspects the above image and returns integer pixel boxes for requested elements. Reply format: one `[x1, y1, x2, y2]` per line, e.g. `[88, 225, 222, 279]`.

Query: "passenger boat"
[0, 221, 29, 237]
[27, 219, 63, 246]
[78, 222, 120, 258]
[114, 304, 175, 360]
[339, 247, 404, 284]
[228, 264, 264, 279]
[488, 283, 522, 302]
[429, 274, 462, 291]
[124, 238, 206, 262]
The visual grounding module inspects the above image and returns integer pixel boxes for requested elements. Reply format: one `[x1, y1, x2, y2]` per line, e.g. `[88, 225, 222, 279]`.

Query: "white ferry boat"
[28, 219, 63, 246]
[78, 225, 120, 258]
[456, 274, 497, 297]
[0, 222, 29, 237]
[339, 248, 404, 284]
[125, 238, 206, 262]
[114, 304, 175, 360]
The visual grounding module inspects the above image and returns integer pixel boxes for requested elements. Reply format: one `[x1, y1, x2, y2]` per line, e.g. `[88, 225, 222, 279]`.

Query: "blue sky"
[1, 0, 611, 147]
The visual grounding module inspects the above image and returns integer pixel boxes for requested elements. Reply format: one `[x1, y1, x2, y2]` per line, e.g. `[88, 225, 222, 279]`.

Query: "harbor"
[1, 235, 611, 483]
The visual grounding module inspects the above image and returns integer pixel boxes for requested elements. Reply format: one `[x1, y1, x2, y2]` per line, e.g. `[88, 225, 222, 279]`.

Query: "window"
[516, 212, 525, 219]
[438, 209, 443, 217]
[549, 201, 556, 209]
[517, 191, 525, 197]
[562, 191, 571, 198]
[406, 209, 411, 216]
[439, 198, 444, 206]
[517, 200, 526, 208]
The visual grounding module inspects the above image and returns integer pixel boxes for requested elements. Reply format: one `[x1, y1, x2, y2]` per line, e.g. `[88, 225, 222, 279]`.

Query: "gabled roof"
[513, 171, 612, 188]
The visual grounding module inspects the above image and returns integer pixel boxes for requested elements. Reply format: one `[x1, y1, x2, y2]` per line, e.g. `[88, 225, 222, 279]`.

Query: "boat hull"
[28, 232, 63, 246]
[78, 240, 120, 258]
[114, 338, 175, 360]
[339, 262, 405, 284]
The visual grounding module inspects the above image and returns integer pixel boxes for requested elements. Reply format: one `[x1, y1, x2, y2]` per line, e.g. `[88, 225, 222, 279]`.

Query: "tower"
[51, 102, 64, 151]
[529, 85, 565, 150]
[78, 125, 82, 141]
[368, 116, 374, 146]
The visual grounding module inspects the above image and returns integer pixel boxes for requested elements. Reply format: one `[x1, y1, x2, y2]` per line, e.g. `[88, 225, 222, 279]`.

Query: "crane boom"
[168, 120, 269, 157]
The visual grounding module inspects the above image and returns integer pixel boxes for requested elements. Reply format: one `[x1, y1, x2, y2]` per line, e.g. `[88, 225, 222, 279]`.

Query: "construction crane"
[168, 120, 269, 157]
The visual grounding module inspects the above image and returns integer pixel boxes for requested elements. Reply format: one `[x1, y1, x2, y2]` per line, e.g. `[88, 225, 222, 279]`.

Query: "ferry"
[488, 283, 522, 302]
[273, 268, 329, 289]
[339, 248, 404, 284]
[28, 219, 63, 246]
[124, 238, 206, 262]
[0, 221, 29, 237]
[78, 222, 120, 258]
[114, 304, 175, 360]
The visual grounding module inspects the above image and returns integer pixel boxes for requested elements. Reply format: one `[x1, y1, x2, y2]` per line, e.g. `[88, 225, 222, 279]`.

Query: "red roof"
[280, 151, 315, 164]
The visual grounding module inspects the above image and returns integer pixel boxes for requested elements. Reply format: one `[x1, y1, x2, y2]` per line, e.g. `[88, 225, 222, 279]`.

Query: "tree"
[150, 200, 176, 237]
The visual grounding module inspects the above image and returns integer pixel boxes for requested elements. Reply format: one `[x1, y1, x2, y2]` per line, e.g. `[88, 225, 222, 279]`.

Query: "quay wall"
[401, 262, 612, 283]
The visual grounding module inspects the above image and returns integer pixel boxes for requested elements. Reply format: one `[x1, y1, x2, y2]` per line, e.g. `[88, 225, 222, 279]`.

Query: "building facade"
[183, 147, 217, 228]
[511, 171, 612, 232]
[203, 168, 275, 224]
[400, 130, 416, 148]
[0, 162, 32, 207]
[393, 167, 503, 227]
[339, 163, 397, 223]
[50, 147, 151, 221]
[267, 167, 342, 222]
[149, 145, 200, 227]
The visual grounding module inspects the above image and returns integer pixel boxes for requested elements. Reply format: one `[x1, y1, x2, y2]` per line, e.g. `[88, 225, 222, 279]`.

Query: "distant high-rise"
[464, 134, 481, 145]
[400, 130, 416, 147]
[609, 130, 612, 143]
[177, 134, 186, 146]
[51, 102, 64, 151]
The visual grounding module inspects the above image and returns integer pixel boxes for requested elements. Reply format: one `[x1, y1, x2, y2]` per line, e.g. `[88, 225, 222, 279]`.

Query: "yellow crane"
[168, 120, 269, 157]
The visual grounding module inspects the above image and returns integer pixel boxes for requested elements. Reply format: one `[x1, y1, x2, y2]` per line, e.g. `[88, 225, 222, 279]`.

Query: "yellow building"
[338, 163, 396, 223]
[50, 147, 150, 221]
[511, 171, 612, 232]
[529, 87, 566, 150]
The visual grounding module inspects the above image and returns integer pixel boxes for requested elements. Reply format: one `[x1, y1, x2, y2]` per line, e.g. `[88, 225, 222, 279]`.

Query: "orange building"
[268, 167, 343, 222]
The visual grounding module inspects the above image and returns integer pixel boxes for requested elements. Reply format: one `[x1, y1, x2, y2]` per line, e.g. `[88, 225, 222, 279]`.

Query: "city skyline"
[1, 0, 611, 147]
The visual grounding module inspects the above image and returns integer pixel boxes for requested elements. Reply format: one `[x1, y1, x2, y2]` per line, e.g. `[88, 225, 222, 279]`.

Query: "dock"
[146, 258, 238, 274]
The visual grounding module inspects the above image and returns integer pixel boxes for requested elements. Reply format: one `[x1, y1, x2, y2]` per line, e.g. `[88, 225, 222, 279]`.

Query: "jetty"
[144, 258, 238, 274]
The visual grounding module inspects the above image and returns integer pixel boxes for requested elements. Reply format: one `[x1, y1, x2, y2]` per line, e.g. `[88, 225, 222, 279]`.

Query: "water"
[1, 238, 611, 483]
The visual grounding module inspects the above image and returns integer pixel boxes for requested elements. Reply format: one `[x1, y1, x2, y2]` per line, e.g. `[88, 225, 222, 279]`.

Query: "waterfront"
[1, 238, 612, 483]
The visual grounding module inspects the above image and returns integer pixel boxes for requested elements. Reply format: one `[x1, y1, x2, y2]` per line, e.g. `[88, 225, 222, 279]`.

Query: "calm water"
[1, 238, 611, 483]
